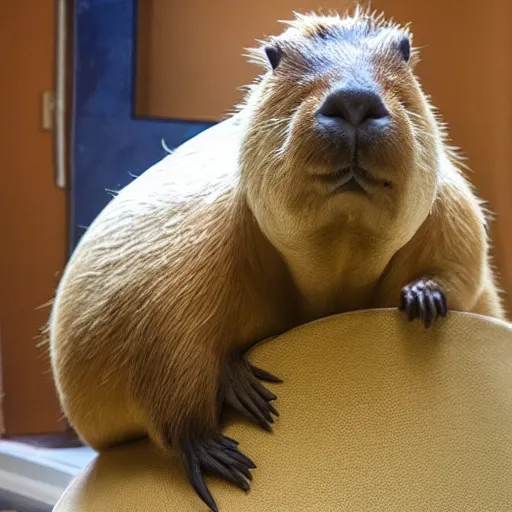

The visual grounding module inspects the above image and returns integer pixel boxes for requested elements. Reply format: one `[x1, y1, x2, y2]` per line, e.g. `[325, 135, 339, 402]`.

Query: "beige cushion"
[54, 309, 512, 511]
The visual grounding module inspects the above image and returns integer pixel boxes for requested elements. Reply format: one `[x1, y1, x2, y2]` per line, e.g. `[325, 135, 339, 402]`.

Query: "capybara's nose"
[317, 87, 389, 127]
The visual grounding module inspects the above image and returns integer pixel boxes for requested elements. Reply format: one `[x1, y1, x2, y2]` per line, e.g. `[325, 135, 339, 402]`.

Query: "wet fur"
[50, 8, 505, 458]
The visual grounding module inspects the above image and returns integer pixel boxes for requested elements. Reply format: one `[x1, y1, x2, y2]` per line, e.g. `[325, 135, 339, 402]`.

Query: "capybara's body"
[49, 8, 505, 511]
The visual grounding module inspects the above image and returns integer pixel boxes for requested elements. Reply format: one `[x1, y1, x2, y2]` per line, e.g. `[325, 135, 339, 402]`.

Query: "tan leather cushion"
[54, 310, 512, 511]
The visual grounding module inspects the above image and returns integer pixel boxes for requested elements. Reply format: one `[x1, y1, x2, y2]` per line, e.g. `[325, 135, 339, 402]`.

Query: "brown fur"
[49, 8, 505, 456]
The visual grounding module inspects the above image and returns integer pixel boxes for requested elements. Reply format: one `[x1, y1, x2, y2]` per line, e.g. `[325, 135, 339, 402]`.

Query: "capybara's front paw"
[399, 278, 448, 328]
[181, 434, 256, 512]
[222, 353, 281, 432]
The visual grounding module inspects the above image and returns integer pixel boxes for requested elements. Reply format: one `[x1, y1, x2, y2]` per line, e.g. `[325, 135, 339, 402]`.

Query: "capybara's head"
[239, 9, 444, 249]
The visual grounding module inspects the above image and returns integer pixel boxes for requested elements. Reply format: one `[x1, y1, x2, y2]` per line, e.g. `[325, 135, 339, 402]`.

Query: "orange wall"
[137, 0, 511, 313]
[0, 0, 68, 435]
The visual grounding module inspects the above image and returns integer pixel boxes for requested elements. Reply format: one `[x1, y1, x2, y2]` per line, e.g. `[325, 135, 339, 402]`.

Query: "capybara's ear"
[264, 44, 283, 71]
[398, 36, 411, 63]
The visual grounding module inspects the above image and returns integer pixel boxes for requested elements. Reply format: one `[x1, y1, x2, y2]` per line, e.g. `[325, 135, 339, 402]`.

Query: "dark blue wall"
[72, 0, 214, 249]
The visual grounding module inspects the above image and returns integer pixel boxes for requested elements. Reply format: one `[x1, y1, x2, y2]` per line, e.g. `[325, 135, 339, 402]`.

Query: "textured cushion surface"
[54, 310, 512, 511]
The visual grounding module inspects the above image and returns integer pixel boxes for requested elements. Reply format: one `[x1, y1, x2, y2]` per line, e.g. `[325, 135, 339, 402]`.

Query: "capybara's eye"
[265, 45, 283, 70]
[398, 36, 411, 62]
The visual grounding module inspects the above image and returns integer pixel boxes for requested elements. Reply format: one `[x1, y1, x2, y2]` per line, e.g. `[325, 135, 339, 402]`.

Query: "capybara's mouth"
[314, 166, 391, 194]
[334, 176, 366, 194]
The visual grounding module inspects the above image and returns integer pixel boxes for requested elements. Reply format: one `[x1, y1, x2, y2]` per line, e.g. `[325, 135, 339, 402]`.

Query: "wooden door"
[0, 0, 68, 435]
